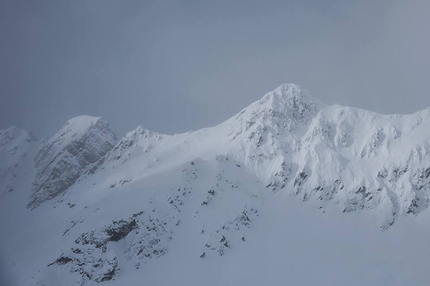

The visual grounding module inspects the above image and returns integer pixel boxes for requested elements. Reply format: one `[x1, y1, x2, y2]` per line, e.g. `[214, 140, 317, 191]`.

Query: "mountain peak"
[264, 83, 323, 109]
[60, 115, 102, 136]
[273, 83, 304, 96]
[225, 83, 322, 138]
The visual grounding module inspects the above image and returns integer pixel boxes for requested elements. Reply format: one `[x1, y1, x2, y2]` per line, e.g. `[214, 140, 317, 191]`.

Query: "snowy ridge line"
[3, 83, 430, 285]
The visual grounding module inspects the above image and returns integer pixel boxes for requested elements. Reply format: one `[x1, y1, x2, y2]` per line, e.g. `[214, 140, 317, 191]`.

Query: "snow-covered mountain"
[2, 83, 430, 285]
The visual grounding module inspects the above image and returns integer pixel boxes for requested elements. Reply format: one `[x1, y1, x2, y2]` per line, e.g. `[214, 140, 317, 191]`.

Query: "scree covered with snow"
[2, 84, 430, 286]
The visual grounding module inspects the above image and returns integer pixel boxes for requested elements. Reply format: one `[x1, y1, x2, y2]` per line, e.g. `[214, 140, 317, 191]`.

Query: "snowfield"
[1, 83, 430, 285]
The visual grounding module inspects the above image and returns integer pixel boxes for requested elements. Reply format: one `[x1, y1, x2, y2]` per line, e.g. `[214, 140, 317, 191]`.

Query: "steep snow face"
[88, 84, 430, 229]
[0, 126, 37, 194]
[220, 85, 430, 228]
[219, 83, 323, 185]
[95, 84, 322, 183]
[225, 83, 322, 140]
[289, 105, 430, 228]
[28, 116, 117, 208]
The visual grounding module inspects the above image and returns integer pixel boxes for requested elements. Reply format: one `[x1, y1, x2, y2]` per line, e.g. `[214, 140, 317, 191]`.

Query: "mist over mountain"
[2, 84, 430, 285]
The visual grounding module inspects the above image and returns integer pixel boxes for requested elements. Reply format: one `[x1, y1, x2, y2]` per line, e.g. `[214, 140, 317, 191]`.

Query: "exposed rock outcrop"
[28, 116, 117, 208]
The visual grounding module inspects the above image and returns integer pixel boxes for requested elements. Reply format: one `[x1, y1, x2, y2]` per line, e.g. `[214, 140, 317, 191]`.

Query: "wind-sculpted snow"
[4, 84, 430, 285]
[28, 116, 117, 208]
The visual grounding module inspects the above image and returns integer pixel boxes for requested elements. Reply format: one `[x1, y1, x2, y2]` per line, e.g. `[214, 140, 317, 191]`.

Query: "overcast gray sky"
[1, 0, 429, 138]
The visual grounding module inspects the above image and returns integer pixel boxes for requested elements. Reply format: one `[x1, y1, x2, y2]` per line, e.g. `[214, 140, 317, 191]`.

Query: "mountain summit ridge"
[265, 83, 324, 108]
[2, 83, 430, 285]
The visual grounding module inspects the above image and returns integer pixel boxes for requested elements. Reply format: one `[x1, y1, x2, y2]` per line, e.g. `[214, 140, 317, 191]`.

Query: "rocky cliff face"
[28, 116, 117, 208]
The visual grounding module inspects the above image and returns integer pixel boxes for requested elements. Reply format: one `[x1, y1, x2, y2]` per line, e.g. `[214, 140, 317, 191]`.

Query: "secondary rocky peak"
[28, 115, 117, 208]
[102, 125, 165, 168]
[47, 116, 108, 146]
[128, 125, 163, 140]
[65, 115, 101, 128]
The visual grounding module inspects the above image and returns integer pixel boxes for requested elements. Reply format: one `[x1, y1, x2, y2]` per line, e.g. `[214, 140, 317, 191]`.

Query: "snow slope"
[1, 84, 430, 285]
[0, 126, 37, 194]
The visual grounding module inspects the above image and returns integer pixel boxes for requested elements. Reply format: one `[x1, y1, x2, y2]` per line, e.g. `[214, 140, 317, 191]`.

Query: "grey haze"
[1, 0, 429, 138]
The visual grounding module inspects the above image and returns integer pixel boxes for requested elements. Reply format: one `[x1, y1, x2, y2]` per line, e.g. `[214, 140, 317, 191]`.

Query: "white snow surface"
[2, 84, 430, 285]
